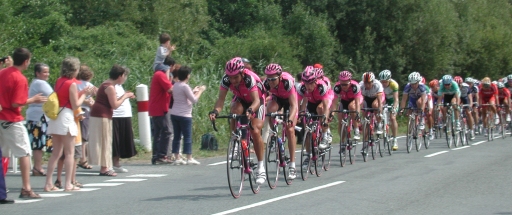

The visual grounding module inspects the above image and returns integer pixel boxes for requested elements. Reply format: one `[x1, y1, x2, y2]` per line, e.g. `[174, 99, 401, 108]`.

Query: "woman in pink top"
[45, 57, 93, 192]
[170, 66, 206, 165]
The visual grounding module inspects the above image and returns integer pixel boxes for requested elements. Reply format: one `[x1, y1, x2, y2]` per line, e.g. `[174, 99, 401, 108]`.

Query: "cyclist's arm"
[376, 92, 383, 111]
[420, 93, 427, 110]
[400, 93, 408, 109]
[355, 96, 361, 114]
[213, 88, 228, 114]
[393, 91, 399, 109]
[330, 95, 339, 112]
[248, 90, 260, 114]
[321, 98, 330, 124]
[288, 94, 299, 122]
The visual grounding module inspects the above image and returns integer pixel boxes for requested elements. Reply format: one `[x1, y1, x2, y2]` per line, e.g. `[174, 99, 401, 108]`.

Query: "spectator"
[149, 57, 175, 164]
[88, 65, 133, 176]
[76, 65, 96, 170]
[0, 48, 47, 198]
[26, 63, 53, 176]
[171, 66, 206, 165]
[0, 147, 13, 204]
[168, 64, 183, 161]
[112, 83, 137, 173]
[152, 33, 176, 71]
[45, 57, 92, 192]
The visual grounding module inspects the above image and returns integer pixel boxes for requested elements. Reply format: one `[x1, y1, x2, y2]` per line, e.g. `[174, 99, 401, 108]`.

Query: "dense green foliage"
[2, 0, 512, 153]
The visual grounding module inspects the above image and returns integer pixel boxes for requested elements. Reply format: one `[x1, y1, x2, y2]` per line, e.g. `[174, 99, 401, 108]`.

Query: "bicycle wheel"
[385, 123, 392, 155]
[415, 127, 422, 152]
[452, 119, 460, 148]
[349, 140, 357, 164]
[445, 115, 453, 148]
[339, 124, 348, 167]
[226, 139, 244, 199]
[322, 142, 332, 171]
[500, 113, 505, 139]
[313, 131, 323, 177]
[300, 131, 312, 181]
[378, 123, 384, 157]
[460, 118, 467, 146]
[362, 122, 370, 162]
[265, 134, 279, 189]
[423, 129, 430, 149]
[406, 117, 414, 153]
[248, 144, 260, 194]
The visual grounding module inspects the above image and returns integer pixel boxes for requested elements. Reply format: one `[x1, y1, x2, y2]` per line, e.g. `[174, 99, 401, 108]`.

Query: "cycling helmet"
[441, 75, 453, 85]
[507, 74, 512, 80]
[497, 82, 505, 89]
[264, 63, 283, 75]
[225, 57, 245, 76]
[338, 71, 352, 81]
[378, 70, 392, 80]
[302, 66, 316, 83]
[408, 72, 422, 84]
[481, 77, 491, 85]
[313, 63, 323, 69]
[492, 80, 498, 85]
[504, 77, 508, 83]
[314, 68, 324, 78]
[362, 72, 375, 83]
[429, 79, 439, 88]
[465, 77, 473, 83]
[454, 76, 463, 84]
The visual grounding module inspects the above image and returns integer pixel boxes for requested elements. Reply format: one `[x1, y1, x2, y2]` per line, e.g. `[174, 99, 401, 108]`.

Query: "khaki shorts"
[0, 120, 32, 158]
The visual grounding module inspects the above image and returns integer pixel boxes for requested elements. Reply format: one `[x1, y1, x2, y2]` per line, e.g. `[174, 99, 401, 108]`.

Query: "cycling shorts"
[271, 95, 291, 114]
[461, 96, 470, 105]
[233, 96, 265, 120]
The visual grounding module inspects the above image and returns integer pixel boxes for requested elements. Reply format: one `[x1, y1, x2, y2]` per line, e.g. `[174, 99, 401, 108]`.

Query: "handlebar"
[211, 114, 252, 132]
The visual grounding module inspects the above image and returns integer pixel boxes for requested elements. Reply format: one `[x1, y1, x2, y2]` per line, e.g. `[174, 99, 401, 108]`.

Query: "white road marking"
[452, 146, 470, 150]
[75, 172, 101, 175]
[83, 183, 124, 187]
[15, 199, 44, 204]
[127, 174, 167, 177]
[472, 140, 486, 146]
[38, 193, 71, 197]
[212, 181, 345, 215]
[424, 151, 449, 158]
[208, 161, 227, 166]
[75, 188, 101, 192]
[105, 179, 147, 182]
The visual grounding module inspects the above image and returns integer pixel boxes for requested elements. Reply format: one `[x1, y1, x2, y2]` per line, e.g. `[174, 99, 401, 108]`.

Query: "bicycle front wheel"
[339, 124, 348, 167]
[424, 129, 430, 149]
[445, 116, 453, 148]
[362, 122, 370, 162]
[300, 131, 312, 181]
[248, 146, 260, 194]
[265, 135, 279, 189]
[406, 117, 414, 153]
[415, 129, 422, 152]
[314, 132, 323, 177]
[226, 139, 244, 199]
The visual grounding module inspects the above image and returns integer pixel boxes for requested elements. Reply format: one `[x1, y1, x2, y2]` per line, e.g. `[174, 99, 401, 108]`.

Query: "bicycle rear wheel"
[300, 131, 312, 180]
[226, 139, 244, 199]
[265, 134, 279, 189]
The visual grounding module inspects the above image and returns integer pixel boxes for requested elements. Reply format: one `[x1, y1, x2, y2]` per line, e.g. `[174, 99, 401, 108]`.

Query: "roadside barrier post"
[136, 84, 152, 151]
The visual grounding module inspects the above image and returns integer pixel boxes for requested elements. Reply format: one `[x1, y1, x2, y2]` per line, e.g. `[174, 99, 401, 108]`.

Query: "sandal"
[99, 170, 117, 177]
[77, 161, 93, 169]
[44, 186, 59, 192]
[32, 168, 46, 176]
[54, 179, 62, 189]
[64, 185, 80, 192]
[72, 181, 83, 188]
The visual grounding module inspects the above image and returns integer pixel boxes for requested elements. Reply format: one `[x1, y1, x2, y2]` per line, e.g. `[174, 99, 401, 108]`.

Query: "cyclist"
[209, 57, 267, 185]
[455, 76, 475, 139]
[400, 72, 427, 129]
[314, 66, 331, 89]
[421, 76, 435, 140]
[497, 82, 511, 126]
[429, 79, 440, 106]
[505, 75, 512, 94]
[466, 77, 481, 134]
[478, 77, 499, 136]
[437, 75, 461, 130]
[297, 66, 334, 169]
[377, 70, 399, 150]
[262, 63, 298, 179]
[331, 71, 362, 140]
[359, 72, 384, 154]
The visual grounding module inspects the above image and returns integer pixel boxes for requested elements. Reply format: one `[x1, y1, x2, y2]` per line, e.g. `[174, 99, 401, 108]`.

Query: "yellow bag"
[42, 92, 61, 120]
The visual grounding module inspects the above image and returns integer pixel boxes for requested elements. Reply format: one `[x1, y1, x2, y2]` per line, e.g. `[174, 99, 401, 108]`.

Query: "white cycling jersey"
[359, 79, 384, 98]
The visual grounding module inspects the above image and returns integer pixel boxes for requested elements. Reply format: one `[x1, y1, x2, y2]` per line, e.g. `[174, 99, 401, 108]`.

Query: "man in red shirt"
[478, 77, 499, 136]
[0, 48, 47, 199]
[148, 56, 175, 164]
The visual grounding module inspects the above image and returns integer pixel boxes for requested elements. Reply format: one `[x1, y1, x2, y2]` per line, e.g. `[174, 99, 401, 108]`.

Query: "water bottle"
[278, 137, 284, 154]
[241, 140, 249, 158]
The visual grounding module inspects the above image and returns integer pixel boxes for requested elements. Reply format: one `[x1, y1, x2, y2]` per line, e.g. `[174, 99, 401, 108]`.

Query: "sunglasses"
[340, 83, 349, 87]
[444, 84, 451, 86]
[267, 77, 279, 81]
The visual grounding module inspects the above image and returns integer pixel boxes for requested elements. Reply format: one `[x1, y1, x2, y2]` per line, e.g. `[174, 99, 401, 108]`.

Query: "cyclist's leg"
[350, 98, 362, 139]
[262, 98, 279, 145]
[250, 102, 267, 184]
[452, 96, 460, 122]
[372, 97, 382, 128]
[283, 104, 297, 169]
[416, 97, 425, 128]
[317, 99, 333, 147]
[426, 95, 434, 133]
[229, 100, 245, 131]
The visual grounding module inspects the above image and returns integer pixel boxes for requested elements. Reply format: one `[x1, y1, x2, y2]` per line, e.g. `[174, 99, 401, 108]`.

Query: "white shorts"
[0, 120, 31, 158]
[47, 107, 78, 136]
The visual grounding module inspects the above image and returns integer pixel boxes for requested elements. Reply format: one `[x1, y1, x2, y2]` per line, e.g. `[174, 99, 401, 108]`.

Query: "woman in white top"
[111, 84, 137, 173]
[170, 66, 206, 165]
[26, 63, 53, 176]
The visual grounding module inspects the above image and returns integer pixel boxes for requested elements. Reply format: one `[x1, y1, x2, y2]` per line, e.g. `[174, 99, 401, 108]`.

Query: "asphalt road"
[2, 132, 512, 215]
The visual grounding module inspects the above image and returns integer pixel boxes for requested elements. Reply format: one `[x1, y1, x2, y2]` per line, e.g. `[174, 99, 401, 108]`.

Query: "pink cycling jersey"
[333, 80, 362, 101]
[296, 79, 334, 104]
[220, 69, 265, 103]
[321, 76, 331, 89]
[263, 72, 296, 99]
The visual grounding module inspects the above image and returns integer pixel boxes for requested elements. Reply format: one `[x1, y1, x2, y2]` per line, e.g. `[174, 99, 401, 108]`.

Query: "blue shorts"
[408, 98, 418, 108]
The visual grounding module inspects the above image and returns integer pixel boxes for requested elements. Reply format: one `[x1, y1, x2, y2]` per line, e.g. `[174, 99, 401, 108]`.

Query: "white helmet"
[408, 72, 422, 84]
